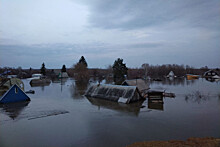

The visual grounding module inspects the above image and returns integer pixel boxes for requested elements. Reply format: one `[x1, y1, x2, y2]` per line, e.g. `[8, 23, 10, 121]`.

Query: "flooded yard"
[0, 78, 220, 147]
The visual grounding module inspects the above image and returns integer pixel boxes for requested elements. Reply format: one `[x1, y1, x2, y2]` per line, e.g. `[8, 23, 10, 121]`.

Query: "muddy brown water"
[0, 78, 219, 147]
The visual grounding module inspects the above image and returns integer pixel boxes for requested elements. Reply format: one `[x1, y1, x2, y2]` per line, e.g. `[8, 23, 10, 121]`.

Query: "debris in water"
[28, 110, 69, 120]
[25, 90, 35, 94]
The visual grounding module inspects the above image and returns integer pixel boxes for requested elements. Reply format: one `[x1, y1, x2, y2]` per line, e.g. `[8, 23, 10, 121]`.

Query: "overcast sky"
[0, 0, 220, 69]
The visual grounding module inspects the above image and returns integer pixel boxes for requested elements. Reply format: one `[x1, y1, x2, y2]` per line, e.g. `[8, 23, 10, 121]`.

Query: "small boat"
[186, 74, 199, 80]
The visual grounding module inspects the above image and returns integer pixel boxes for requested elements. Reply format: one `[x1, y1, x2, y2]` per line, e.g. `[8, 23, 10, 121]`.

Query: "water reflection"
[186, 79, 196, 85]
[0, 101, 30, 119]
[205, 77, 220, 83]
[71, 80, 89, 98]
[148, 77, 215, 87]
[51, 78, 68, 92]
[51, 78, 68, 84]
[86, 97, 144, 116]
[30, 82, 50, 88]
[89, 77, 113, 85]
[185, 91, 210, 104]
[149, 77, 186, 86]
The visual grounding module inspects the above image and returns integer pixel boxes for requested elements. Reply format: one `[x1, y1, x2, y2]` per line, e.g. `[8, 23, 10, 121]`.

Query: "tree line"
[0, 56, 215, 82]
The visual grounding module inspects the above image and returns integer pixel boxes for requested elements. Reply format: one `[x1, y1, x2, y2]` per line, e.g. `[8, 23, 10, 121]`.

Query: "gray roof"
[203, 69, 220, 76]
[122, 79, 149, 92]
[85, 84, 143, 103]
[167, 71, 175, 76]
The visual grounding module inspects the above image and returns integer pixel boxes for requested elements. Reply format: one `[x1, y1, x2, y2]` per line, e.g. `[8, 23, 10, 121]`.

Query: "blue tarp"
[0, 84, 30, 104]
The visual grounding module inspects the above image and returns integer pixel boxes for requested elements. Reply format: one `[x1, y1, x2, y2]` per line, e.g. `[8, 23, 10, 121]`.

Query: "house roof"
[122, 79, 149, 92]
[85, 84, 143, 103]
[0, 84, 30, 104]
[168, 71, 175, 76]
[203, 69, 220, 76]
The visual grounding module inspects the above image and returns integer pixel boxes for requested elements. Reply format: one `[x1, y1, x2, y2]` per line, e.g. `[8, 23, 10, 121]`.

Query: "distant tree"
[74, 56, 89, 81]
[106, 65, 113, 76]
[41, 62, 46, 76]
[17, 66, 22, 71]
[112, 58, 128, 84]
[61, 65, 66, 72]
[141, 63, 149, 78]
[78, 56, 88, 67]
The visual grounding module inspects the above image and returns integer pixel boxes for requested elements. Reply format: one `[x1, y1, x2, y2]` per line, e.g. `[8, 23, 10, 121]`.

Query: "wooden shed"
[122, 79, 149, 96]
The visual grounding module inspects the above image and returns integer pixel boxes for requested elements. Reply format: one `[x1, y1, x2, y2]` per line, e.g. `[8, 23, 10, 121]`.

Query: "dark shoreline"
[127, 137, 220, 147]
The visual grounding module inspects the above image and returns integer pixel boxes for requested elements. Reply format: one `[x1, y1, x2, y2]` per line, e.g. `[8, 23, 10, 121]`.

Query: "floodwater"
[0, 78, 220, 147]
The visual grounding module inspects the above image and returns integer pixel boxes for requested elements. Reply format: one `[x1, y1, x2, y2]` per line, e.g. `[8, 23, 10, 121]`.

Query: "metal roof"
[122, 79, 149, 92]
[85, 84, 143, 103]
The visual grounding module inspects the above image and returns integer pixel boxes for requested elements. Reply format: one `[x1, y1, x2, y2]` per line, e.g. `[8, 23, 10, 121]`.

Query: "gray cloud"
[82, 0, 220, 30]
[0, 0, 220, 68]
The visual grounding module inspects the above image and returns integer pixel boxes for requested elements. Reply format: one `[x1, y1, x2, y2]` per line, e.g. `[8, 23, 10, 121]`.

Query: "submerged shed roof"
[85, 84, 143, 104]
[203, 69, 220, 76]
[0, 84, 30, 104]
[122, 79, 149, 92]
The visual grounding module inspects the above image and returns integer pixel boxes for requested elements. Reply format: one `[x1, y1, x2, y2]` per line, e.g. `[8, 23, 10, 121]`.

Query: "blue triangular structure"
[0, 84, 30, 104]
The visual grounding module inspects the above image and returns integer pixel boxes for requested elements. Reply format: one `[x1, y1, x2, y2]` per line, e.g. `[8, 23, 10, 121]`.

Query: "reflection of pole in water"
[61, 82, 62, 92]
[60, 78, 63, 92]
[41, 86, 44, 91]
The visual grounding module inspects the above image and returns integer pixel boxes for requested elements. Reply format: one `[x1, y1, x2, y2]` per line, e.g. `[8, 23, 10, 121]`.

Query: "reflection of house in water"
[205, 77, 220, 82]
[86, 97, 144, 116]
[0, 101, 30, 119]
[149, 77, 185, 86]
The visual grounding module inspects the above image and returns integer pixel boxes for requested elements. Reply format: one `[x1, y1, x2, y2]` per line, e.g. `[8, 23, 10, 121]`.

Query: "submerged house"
[203, 69, 220, 78]
[85, 84, 143, 104]
[30, 78, 51, 87]
[0, 84, 30, 104]
[167, 71, 175, 78]
[122, 79, 149, 97]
